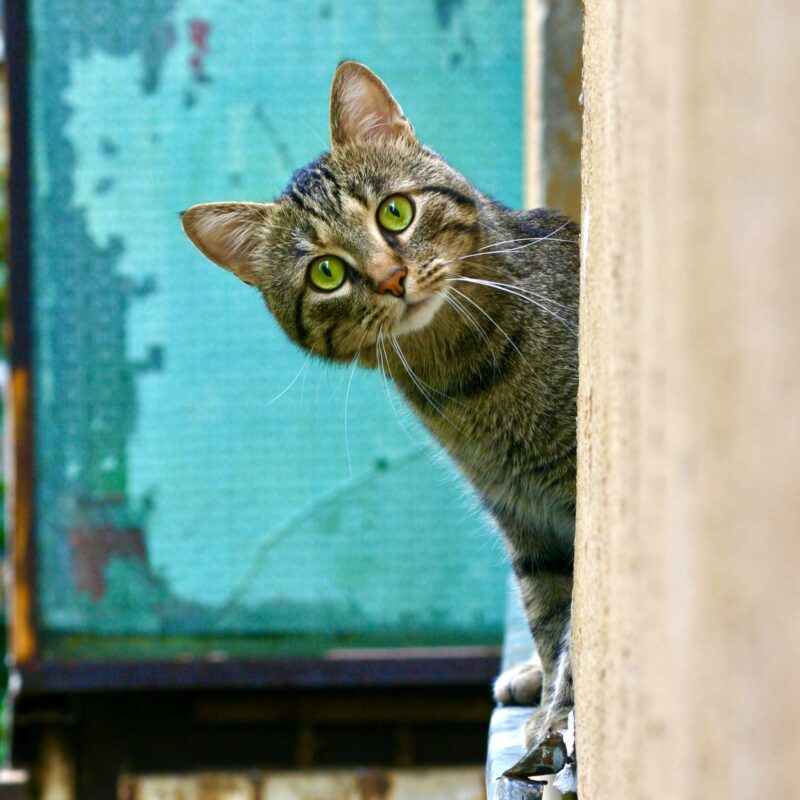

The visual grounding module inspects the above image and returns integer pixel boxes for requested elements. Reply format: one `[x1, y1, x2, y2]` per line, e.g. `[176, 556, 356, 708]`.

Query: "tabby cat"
[181, 62, 579, 775]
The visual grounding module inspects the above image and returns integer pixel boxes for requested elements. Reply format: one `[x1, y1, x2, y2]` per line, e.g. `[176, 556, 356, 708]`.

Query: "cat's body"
[182, 62, 579, 773]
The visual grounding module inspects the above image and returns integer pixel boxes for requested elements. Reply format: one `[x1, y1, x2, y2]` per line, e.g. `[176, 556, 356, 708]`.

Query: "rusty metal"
[9, 368, 36, 664]
[502, 732, 567, 778]
[6, 0, 40, 667]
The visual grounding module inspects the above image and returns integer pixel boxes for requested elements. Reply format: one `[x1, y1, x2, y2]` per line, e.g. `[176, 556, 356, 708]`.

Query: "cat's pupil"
[388, 204, 400, 218]
[321, 262, 332, 276]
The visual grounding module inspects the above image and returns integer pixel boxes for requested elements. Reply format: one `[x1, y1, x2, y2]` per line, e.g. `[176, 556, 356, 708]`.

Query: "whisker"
[385, 305, 466, 408]
[439, 221, 577, 267]
[376, 328, 425, 447]
[390, 335, 446, 417]
[460, 260, 579, 315]
[297, 118, 329, 150]
[447, 275, 578, 335]
[448, 286, 548, 391]
[456, 238, 579, 262]
[390, 335, 465, 434]
[474, 220, 575, 253]
[300, 348, 314, 403]
[266, 349, 314, 406]
[344, 327, 370, 480]
[438, 290, 498, 369]
[477, 236, 546, 250]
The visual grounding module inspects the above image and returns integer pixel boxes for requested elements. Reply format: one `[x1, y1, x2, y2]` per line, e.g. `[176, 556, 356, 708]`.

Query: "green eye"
[377, 194, 415, 233]
[308, 255, 347, 292]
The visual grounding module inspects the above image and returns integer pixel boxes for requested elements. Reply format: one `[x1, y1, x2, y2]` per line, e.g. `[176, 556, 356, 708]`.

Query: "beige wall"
[574, 0, 800, 797]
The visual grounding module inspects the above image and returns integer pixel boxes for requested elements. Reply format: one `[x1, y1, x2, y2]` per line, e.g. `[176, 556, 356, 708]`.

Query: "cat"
[181, 61, 579, 775]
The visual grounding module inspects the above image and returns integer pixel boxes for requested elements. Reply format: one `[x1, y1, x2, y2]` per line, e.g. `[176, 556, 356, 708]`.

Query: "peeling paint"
[26, 0, 522, 657]
[434, 0, 465, 29]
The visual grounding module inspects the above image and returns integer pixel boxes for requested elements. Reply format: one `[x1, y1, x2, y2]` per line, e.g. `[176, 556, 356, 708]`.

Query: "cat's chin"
[393, 293, 446, 337]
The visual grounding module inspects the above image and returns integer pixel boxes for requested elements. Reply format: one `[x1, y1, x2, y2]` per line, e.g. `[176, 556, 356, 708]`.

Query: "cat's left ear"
[181, 201, 274, 286]
[330, 61, 415, 149]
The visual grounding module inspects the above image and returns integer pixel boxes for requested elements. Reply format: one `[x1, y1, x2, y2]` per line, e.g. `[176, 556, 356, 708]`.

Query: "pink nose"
[375, 267, 407, 298]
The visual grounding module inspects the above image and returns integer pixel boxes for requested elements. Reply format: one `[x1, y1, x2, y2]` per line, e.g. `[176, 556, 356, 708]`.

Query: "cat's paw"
[523, 703, 571, 748]
[493, 658, 544, 706]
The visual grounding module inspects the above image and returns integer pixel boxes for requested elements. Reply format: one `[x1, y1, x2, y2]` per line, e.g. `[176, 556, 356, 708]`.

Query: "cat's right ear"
[181, 202, 273, 286]
[330, 61, 415, 149]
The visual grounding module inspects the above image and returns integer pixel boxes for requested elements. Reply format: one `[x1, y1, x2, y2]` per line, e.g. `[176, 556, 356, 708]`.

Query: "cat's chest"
[402, 383, 571, 488]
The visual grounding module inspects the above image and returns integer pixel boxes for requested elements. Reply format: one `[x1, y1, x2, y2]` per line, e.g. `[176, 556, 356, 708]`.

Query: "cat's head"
[182, 61, 484, 363]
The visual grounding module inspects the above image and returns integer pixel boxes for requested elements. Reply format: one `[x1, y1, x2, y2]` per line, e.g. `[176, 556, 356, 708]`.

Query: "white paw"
[493, 658, 543, 706]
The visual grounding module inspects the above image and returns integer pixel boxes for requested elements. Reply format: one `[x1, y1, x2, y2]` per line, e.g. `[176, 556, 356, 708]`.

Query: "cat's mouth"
[393, 292, 446, 337]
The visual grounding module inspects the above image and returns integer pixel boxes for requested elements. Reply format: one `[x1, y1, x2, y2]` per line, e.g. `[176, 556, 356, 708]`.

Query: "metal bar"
[6, 0, 40, 666]
[14, 651, 501, 694]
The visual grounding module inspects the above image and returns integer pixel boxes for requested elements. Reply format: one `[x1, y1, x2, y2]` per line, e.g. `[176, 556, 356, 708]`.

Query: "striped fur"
[182, 62, 580, 759]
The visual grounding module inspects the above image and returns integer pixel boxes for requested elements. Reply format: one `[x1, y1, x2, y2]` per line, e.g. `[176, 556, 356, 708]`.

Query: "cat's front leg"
[523, 620, 573, 747]
[506, 561, 574, 776]
[505, 632, 574, 779]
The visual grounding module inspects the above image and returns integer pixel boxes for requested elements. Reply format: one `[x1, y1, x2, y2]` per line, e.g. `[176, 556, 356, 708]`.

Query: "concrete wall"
[574, 1, 800, 797]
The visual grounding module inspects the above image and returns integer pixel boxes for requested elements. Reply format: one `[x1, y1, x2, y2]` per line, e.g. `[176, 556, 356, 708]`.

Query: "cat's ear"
[181, 202, 273, 286]
[330, 61, 415, 149]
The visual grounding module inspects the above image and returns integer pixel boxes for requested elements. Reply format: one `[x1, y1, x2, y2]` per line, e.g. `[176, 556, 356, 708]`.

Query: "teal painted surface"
[28, 0, 522, 656]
